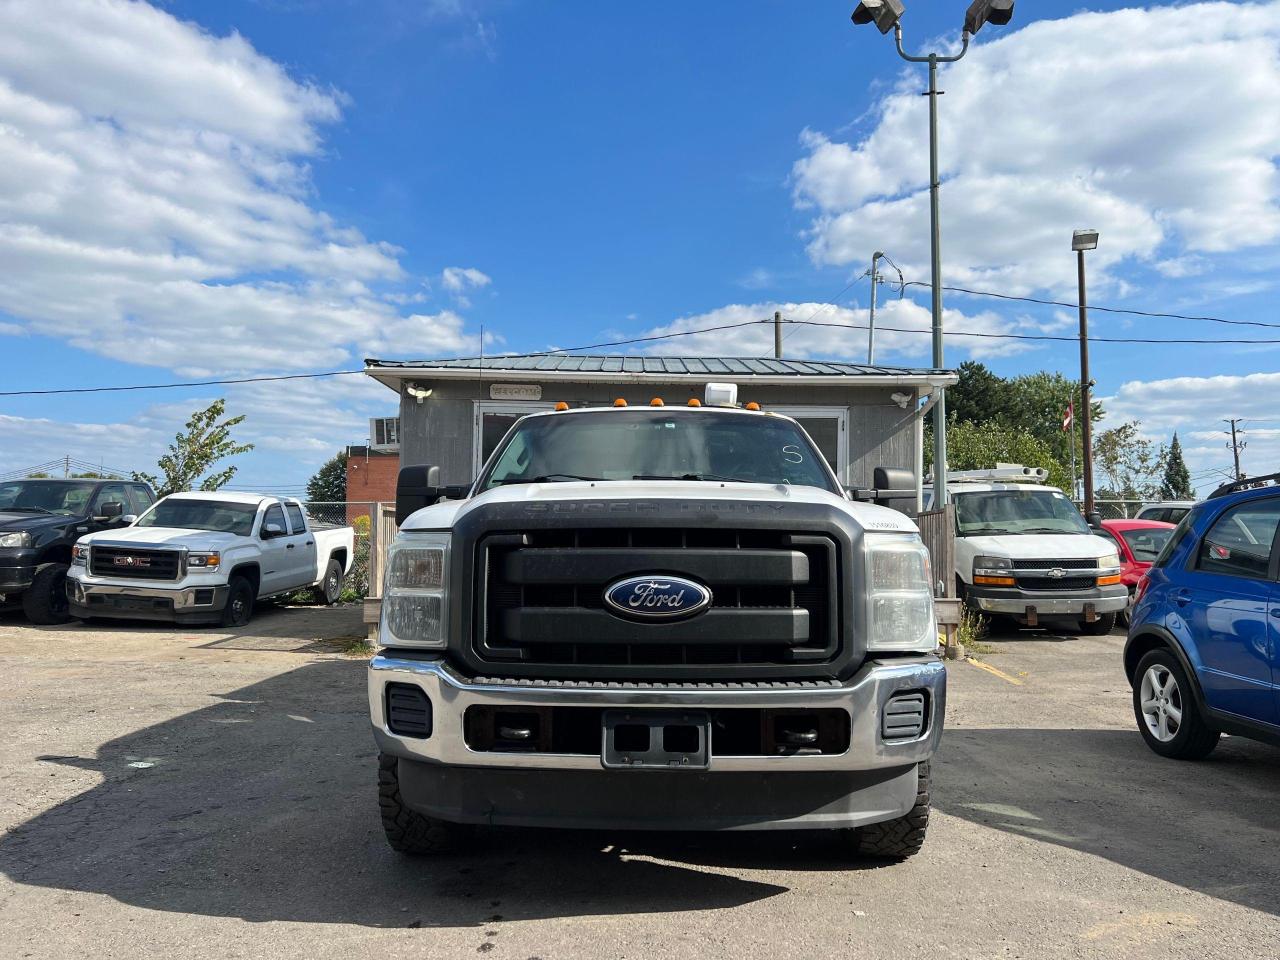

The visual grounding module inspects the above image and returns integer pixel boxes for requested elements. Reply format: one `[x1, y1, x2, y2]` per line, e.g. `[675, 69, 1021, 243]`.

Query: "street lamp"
[851, 1, 1016, 506]
[1072, 229, 1099, 517]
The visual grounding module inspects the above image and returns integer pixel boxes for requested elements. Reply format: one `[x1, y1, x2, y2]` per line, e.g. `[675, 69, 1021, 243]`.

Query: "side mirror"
[262, 522, 286, 539]
[397, 465, 443, 526]
[1086, 511, 1104, 529]
[96, 501, 124, 521]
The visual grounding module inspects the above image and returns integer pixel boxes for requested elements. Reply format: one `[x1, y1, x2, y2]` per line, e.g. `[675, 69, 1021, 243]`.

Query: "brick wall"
[346, 448, 399, 519]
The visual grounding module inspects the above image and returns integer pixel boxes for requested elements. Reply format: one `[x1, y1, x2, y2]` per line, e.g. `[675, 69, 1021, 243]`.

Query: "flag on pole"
[1062, 400, 1074, 432]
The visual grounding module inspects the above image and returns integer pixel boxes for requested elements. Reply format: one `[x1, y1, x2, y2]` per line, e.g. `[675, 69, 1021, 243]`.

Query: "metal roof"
[365, 355, 952, 379]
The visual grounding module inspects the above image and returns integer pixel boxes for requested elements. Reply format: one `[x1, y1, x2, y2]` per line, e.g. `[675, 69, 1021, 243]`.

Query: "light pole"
[1072, 228, 1099, 517]
[851, 1, 1015, 506]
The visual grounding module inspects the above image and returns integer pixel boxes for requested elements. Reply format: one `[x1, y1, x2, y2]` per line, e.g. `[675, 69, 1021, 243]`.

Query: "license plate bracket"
[601, 709, 711, 770]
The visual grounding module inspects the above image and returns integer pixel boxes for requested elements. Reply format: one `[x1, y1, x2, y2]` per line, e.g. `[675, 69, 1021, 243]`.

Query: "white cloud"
[793, 3, 1280, 296]
[637, 297, 1032, 365]
[1103, 370, 1280, 492]
[0, 0, 472, 373]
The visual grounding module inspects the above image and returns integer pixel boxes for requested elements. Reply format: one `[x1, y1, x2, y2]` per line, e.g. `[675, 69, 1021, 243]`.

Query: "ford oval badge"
[603, 575, 712, 621]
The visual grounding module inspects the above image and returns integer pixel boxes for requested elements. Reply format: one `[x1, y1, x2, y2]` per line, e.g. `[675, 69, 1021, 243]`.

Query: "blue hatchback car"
[1125, 476, 1280, 759]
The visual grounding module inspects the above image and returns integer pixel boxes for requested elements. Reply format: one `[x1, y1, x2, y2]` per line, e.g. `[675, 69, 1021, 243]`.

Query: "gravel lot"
[1, 606, 1278, 959]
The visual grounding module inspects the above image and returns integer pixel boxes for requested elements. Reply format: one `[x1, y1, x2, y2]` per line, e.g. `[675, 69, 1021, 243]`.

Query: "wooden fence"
[916, 505, 956, 599]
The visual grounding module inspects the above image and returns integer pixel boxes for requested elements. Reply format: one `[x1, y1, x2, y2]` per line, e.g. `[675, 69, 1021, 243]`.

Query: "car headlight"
[1098, 552, 1120, 572]
[0, 531, 31, 549]
[973, 555, 1012, 575]
[381, 533, 449, 648]
[71, 542, 88, 563]
[188, 552, 221, 570]
[865, 533, 936, 653]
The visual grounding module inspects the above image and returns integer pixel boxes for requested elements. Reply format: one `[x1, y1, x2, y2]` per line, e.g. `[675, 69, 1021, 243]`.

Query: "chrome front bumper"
[67, 577, 228, 618]
[369, 655, 945, 773]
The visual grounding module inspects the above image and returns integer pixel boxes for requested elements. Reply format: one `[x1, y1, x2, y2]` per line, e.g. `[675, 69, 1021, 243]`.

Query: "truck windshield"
[136, 499, 258, 536]
[478, 410, 839, 494]
[953, 489, 1090, 536]
[0, 480, 98, 515]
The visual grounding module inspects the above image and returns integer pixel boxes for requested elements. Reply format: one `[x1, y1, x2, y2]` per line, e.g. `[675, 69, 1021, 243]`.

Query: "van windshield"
[478, 410, 839, 494]
[953, 489, 1090, 537]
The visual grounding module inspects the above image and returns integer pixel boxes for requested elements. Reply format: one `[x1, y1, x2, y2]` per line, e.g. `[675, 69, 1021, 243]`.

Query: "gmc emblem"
[113, 556, 150, 567]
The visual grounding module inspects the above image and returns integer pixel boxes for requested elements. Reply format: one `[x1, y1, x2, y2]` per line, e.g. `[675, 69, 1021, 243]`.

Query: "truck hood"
[959, 533, 1117, 560]
[401, 480, 919, 534]
[80, 526, 244, 551]
[0, 511, 68, 533]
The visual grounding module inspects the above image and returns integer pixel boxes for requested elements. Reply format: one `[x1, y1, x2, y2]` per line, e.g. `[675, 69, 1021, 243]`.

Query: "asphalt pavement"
[1, 607, 1277, 959]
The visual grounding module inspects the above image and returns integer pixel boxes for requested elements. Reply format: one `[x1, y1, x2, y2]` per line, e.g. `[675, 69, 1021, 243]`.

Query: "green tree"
[1093, 421, 1164, 502]
[1159, 433, 1194, 500]
[134, 399, 254, 497]
[926, 420, 1072, 492]
[306, 451, 348, 502]
[946, 361, 1006, 425]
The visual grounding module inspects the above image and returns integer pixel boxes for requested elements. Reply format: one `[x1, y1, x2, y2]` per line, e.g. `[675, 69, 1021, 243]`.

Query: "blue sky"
[3, 0, 1280, 493]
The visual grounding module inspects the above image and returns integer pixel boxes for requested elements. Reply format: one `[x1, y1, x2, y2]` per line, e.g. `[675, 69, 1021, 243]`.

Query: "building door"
[770, 406, 849, 484]
[473, 401, 555, 474]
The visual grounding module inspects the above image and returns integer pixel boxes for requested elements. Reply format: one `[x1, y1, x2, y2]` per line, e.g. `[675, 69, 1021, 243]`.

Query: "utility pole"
[774, 311, 783, 360]
[867, 252, 883, 365]
[1225, 418, 1247, 480]
[1072, 230, 1100, 517]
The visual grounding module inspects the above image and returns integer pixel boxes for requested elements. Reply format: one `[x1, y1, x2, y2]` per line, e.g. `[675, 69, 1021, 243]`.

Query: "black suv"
[0, 478, 156, 623]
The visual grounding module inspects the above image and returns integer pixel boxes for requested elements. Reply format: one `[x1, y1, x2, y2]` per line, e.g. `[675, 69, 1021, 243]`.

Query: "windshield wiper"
[959, 526, 1014, 536]
[633, 473, 756, 483]
[495, 473, 604, 486]
[1021, 527, 1079, 535]
[2, 506, 53, 514]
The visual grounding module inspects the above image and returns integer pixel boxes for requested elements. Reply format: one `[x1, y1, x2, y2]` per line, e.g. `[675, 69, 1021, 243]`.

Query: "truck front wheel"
[849, 761, 931, 860]
[220, 576, 255, 628]
[23, 562, 71, 625]
[378, 754, 474, 855]
[1078, 612, 1118, 636]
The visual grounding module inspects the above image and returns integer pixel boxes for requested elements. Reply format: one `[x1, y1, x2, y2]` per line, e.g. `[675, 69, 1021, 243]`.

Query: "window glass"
[1121, 527, 1174, 563]
[128, 485, 155, 514]
[481, 413, 522, 465]
[1153, 511, 1195, 569]
[1196, 498, 1280, 579]
[92, 483, 130, 514]
[261, 504, 286, 538]
[136, 499, 257, 536]
[285, 503, 307, 533]
[0, 481, 100, 515]
[952, 489, 1091, 537]
[479, 410, 837, 493]
[792, 417, 840, 476]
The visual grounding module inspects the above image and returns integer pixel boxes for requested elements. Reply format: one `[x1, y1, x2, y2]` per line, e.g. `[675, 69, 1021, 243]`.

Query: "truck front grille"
[90, 546, 182, 581]
[477, 527, 841, 676]
[1017, 576, 1097, 591]
[1010, 558, 1098, 571]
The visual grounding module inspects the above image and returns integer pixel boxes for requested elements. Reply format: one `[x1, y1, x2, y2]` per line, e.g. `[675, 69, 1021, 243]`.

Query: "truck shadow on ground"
[0, 660, 787, 928]
[0, 602, 365, 653]
[936, 726, 1280, 917]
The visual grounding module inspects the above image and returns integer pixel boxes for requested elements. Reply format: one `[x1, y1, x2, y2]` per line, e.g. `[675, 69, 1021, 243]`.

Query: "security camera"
[891, 392, 914, 409]
[405, 383, 434, 404]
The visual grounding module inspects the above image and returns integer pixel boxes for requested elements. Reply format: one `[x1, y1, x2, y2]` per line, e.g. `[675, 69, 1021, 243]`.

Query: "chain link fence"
[1075, 499, 1149, 520]
[302, 501, 378, 598]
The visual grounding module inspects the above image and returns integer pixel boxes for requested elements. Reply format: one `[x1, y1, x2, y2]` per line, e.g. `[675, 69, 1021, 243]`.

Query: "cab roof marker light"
[554, 401, 569, 411]
[744, 401, 761, 411]
[613, 398, 628, 407]
[687, 398, 702, 407]
[650, 397, 665, 407]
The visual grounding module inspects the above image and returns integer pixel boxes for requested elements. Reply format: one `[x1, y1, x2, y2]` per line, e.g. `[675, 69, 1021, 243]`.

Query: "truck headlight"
[381, 534, 449, 648]
[188, 552, 221, 570]
[973, 555, 1012, 575]
[865, 533, 936, 652]
[71, 543, 88, 563]
[0, 531, 31, 549]
[1098, 552, 1120, 572]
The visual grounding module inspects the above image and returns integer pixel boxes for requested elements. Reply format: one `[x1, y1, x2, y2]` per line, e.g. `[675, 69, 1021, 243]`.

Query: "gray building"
[364, 356, 956, 504]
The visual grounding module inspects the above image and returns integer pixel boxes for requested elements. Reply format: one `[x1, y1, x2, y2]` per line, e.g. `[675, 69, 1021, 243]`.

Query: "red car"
[1097, 518, 1178, 625]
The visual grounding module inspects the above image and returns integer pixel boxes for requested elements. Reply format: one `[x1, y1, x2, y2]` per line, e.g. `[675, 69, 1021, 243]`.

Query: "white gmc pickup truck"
[67, 492, 354, 627]
[370, 390, 944, 861]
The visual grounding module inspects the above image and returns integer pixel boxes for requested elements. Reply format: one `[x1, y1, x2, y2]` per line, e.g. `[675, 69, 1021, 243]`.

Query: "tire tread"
[852, 761, 931, 860]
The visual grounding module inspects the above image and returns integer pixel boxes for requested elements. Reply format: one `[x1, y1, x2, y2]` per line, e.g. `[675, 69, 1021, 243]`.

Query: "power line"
[785, 317, 1280, 345]
[903, 280, 1280, 330]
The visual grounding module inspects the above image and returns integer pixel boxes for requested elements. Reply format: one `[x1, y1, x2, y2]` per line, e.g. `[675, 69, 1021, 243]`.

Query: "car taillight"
[1134, 573, 1151, 603]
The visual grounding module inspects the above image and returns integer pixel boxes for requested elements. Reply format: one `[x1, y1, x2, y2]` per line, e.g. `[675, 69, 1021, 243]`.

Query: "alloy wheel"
[1139, 664, 1182, 742]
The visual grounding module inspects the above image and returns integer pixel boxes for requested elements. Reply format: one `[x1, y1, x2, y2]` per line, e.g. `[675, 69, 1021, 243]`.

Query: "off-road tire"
[220, 575, 255, 628]
[1133, 648, 1220, 760]
[23, 562, 71, 625]
[311, 558, 344, 606]
[850, 761, 930, 860]
[1079, 612, 1118, 636]
[378, 754, 475, 855]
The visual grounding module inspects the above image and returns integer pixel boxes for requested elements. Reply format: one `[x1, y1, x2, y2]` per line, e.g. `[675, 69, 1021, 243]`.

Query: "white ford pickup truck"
[370, 389, 943, 861]
[67, 491, 354, 627]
